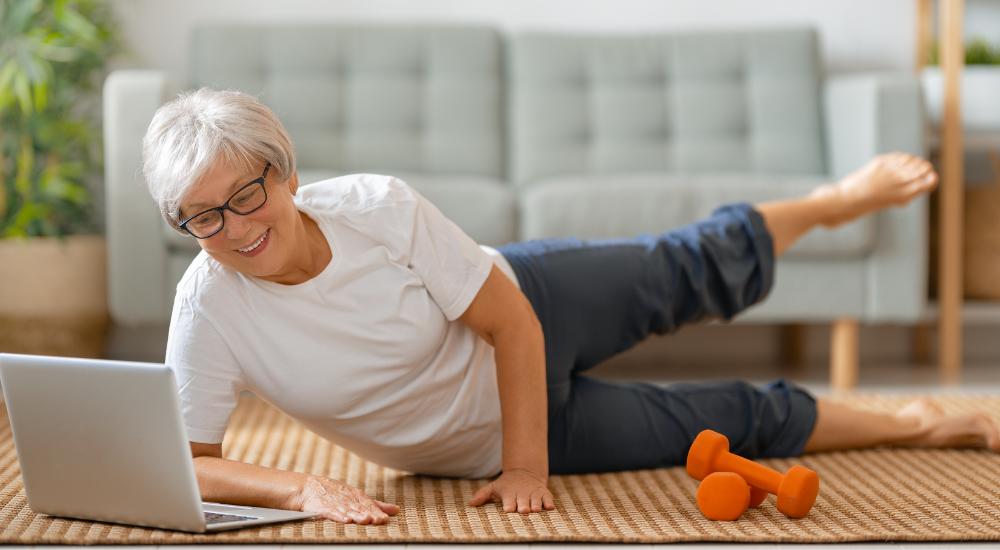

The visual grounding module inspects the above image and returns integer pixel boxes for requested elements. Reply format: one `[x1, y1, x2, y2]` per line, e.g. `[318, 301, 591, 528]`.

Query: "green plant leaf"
[0, 173, 6, 222]
[42, 176, 89, 206]
[928, 36, 1000, 66]
[1, 0, 42, 36]
[4, 201, 45, 238]
[58, 6, 99, 44]
[12, 71, 31, 114]
[15, 135, 34, 197]
[20, 49, 49, 83]
[37, 40, 80, 63]
[1, 0, 121, 237]
[32, 77, 47, 111]
[0, 58, 17, 91]
[0, 59, 18, 113]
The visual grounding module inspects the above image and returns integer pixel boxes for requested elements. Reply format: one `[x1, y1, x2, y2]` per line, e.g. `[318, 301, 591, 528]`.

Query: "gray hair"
[141, 88, 296, 233]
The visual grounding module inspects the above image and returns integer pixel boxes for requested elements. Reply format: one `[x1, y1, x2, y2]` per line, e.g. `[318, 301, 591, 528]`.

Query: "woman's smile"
[235, 227, 271, 257]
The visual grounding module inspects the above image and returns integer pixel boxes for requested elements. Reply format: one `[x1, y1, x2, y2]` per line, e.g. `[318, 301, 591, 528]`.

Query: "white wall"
[110, 0, 917, 88]
[965, 0, 1000, 41]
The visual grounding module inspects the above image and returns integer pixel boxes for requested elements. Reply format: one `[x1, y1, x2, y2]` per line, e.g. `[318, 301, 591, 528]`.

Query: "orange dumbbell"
[696, 471, 768, 521]
[687, 429, 819, 519]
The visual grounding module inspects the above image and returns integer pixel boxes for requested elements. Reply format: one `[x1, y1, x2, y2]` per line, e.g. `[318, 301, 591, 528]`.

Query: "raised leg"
[754, 153, 938, 257]
[830, 318, 860, 391]
[752, 154, 936, 392]
[499, 202, 776, 415]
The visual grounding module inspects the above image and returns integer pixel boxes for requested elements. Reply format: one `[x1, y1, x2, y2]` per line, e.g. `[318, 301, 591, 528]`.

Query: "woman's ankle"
[807, 184, 851, 228]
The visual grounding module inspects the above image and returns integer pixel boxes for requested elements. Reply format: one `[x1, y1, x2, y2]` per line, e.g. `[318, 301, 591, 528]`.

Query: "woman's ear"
[288, 170, 300, 195]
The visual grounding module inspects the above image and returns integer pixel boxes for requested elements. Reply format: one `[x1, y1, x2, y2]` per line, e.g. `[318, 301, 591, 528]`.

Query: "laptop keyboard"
[204, 511, 259, 524]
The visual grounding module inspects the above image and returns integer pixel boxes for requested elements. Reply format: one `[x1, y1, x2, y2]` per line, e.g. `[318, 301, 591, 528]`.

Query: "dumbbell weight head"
[776, 465, 820, 519]
[686, 429, 728, 481]
[688, 430, 766, 507]
[696, 472, 750, 521]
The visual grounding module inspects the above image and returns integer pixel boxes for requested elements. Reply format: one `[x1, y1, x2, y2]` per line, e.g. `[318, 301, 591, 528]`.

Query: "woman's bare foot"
[811, 153, 939, 228]
[894, 397, 1000, 452]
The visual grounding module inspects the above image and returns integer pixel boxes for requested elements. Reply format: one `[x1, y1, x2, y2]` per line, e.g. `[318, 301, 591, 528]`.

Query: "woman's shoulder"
[295, 173, 417, 216]
[174, 250, 240, 306]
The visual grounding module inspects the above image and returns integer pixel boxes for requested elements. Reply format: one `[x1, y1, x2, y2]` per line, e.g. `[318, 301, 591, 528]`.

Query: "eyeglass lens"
[187, 183, 266, 238]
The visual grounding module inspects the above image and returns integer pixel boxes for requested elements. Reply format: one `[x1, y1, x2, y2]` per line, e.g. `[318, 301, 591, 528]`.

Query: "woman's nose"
[223, 210, 253, 240]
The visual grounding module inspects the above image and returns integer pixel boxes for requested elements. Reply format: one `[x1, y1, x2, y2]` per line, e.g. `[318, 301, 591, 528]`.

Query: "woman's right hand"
[291, 475, 400, 524]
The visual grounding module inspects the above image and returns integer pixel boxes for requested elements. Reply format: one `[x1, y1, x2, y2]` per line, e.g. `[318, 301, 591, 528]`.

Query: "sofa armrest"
[103, 70, 168, 326]
[824, 73, 927, 176]
[824, 73, 929, 321]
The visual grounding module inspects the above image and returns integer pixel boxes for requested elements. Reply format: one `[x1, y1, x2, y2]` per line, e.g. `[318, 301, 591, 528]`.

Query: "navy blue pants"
[498, 203, 818, 475]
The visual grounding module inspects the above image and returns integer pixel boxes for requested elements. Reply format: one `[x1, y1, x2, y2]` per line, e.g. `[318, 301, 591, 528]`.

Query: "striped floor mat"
[1, 393, 998, 544]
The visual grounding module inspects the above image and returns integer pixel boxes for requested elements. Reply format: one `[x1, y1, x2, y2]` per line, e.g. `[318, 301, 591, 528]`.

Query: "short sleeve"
[165, 291, 245, 444]
[372, 177, 493, 320]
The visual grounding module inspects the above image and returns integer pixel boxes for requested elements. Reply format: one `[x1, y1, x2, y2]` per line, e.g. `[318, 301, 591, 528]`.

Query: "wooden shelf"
[928, 129, 1000, 150]
[917, 0, 965, 385]
[923, 299, 1000, 324]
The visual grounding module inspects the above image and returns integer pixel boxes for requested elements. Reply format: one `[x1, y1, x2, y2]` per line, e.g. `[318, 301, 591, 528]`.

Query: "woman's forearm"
[193, 456, 308, 510]
[492, 314, 549, 478]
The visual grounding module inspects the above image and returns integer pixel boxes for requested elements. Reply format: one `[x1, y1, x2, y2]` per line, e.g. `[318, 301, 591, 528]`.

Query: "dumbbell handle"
[714, 452, 784, 494]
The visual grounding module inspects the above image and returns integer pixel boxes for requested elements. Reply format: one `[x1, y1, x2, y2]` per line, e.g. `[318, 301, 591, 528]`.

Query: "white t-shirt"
[165, 174, 518, 478]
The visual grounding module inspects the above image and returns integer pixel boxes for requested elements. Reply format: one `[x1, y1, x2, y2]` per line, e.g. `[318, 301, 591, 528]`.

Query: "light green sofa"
[104, 24, 927, 388]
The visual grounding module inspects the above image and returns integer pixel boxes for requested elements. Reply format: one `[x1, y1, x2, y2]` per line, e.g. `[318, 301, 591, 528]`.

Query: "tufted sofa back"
[191, 24, 504, 178]
[508, 28, 826, 184]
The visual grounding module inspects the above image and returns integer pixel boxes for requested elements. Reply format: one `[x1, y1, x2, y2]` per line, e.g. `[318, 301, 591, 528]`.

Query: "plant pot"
[0, 235, 109, 358]
[922, 66, 1000, 130]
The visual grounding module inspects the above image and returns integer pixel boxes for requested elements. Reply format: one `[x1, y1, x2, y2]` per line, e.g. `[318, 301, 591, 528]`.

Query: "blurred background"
[2, 0, 1000, 393]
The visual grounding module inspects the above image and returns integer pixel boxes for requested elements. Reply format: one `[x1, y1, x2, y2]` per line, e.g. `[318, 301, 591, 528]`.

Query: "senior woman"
[143, 88, 999, 526]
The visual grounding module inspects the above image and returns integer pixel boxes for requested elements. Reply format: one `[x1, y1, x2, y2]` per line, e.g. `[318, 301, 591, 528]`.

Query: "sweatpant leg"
[547, 377, 817, 475]
[497, 202, 776, 415]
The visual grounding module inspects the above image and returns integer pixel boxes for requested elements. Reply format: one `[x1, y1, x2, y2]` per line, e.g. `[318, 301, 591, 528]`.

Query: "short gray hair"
[141, 88, 296, 233]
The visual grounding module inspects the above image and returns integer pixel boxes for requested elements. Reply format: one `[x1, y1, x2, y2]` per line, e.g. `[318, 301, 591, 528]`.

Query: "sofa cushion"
[509, 28, 825, 183]
[519, 173, 876, 258]
[164, 172, 516, 252]
[191, 24, 504, 177]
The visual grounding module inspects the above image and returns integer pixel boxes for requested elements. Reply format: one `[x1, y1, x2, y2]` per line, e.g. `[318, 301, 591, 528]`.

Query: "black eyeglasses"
[179, 162, 271, 239]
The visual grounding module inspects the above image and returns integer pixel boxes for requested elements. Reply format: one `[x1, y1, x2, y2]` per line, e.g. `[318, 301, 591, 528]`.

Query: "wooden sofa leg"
[830, 318, 860, 391]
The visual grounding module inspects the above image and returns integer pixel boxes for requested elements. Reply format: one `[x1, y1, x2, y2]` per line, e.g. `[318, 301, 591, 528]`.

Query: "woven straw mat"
[1, 393, 999, 544]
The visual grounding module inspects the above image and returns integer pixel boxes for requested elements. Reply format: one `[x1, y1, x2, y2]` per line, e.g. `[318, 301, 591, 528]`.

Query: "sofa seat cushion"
[519, 173, 876, 259]
[164, 172, 517, 252]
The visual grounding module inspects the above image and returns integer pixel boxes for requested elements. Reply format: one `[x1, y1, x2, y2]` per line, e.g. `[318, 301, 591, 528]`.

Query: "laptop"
[0, 353, 318, 532]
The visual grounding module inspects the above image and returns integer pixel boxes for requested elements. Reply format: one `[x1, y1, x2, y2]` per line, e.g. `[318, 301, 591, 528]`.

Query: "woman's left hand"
[468, 468, 556, 514]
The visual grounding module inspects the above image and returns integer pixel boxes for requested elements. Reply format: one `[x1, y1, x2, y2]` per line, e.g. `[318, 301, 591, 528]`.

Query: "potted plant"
[922, 37, 1000, 130]
[0, 0, 120, 357]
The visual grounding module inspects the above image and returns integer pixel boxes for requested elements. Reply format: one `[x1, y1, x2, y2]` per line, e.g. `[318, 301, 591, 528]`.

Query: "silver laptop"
[0, 353, 318, 532]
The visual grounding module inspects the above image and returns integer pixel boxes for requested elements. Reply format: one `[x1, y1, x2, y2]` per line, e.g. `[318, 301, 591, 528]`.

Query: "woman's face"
[178, 158, 301, 279]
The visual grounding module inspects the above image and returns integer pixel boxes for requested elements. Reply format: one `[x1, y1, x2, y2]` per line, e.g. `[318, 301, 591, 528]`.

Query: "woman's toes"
[888, 152, 915, 168]
[924, 170, 939, 188]
[988, 426, 1000, 452]
[916, 172, 938, 192]
[902, 153, 924, 168]
[903, 176, 936, 202]
[960, 413, 999, 450]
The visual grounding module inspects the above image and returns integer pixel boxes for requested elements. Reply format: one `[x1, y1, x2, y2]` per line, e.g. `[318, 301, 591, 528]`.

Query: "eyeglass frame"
[178, 162, 272, 239]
